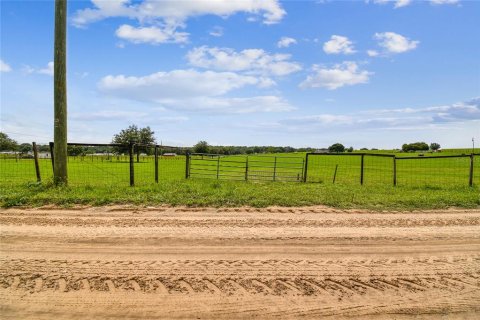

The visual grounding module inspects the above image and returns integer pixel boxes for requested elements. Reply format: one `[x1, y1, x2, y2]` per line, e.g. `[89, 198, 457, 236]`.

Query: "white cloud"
[71, 110, 189, 122]
[73, 0, 286, 44]
[0, 59, 12, 72]
[370, 0, 412, 8]
[430, 0, 459, 5]
[299, 62, 372, 90]
[71, 110, 149, 121]
[394, 0, 412, 8]
[275, 97, 479, 134]
[323, 35, 356, 54]
[371, 0, 459, 6]
[209, 26, 224, 37]
[277, 37, 297, 48]
[186, 46, 302, 77]
[367, 50, 379, 57]
[99, 69, 260, 99]
[23, 61, 54, 76]
[374, 32, 419, 54]
[115, 24, 188, 44]
[160, 96, 294, 113]
[285, 114, 353, 126]
[372, 97, 480, 122]
[98, 69, 292, 113]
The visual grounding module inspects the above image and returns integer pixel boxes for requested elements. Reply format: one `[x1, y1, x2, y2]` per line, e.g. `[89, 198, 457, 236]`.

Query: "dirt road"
[1, 206, 479, 319]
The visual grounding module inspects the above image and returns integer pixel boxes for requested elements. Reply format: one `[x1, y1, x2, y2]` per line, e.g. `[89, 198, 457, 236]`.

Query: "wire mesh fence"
[65, 145, 130, 186]
[1, 144, 479, 188]
[396, 155, 473, 187]
[0, 152, 41, 185]
[0, 142, 188, 187]
[363, 154, 395, 186]
[305, 153, 479, 187]
[305, 154, 361, 184]
[188, 154, 305, 182]
[133, 145, 186, 185]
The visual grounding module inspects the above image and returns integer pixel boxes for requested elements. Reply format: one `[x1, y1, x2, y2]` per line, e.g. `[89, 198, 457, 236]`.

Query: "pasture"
[1, 150, 479, 210]
[1, 150, 478, 188]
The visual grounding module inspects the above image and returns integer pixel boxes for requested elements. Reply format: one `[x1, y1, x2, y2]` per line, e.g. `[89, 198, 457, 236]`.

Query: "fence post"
[185, 152, 190, 179]
[273, 157, 277, 181]
[49, 142, 55, 171]
[469, 154, 474, 187]
[32, 142, 41, 182]
[303, 153, 309, 182]
[360, 154, 364, 185]
[216, 156, 220, 179]
[154, 146, 159, 183]
[245, 156, 249, 181]
[333, 164, 338, 184]
[129, 141, 134, 186]
[393, 156, 397, 186]
[300, 158, 305, 182]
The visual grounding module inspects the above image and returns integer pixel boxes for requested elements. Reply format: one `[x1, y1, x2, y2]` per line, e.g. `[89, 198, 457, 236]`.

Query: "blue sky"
[1, 0, 479, 148]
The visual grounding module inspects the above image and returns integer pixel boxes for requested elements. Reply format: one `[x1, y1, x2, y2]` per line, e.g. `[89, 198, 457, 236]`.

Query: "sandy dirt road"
[1, 206, 479, 319]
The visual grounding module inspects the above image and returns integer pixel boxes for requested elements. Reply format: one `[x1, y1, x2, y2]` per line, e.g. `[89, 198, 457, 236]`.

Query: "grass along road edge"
[1, 179, 479, 210]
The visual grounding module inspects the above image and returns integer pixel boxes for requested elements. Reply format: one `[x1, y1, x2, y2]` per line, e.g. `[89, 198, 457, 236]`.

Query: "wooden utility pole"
[53, 0, 68, 185]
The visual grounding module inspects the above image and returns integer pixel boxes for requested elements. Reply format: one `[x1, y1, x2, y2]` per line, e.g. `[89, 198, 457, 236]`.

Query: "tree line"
[0, 127, 443, 157]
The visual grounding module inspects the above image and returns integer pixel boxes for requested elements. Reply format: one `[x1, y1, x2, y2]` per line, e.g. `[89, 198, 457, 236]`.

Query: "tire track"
[1, 207, 479, 319]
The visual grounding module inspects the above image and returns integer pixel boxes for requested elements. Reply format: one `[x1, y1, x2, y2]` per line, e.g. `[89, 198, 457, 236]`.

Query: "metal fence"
[305, 153, 479, 187]
[0, 142, 186, 187]
[1, 144, 479, 188]
[187, 153, 305, 182]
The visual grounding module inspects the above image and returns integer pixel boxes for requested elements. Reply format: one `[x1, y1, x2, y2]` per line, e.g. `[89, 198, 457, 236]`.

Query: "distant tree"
[0, 132, 18, 151]
[430, 143, 441, 151]
[193, 141, 209, 154]
[347, 146, 354, 153]
[253, 146, 262, 154]
[38, 144, 50, 152]
[328, 143, 345, 153]
[417, 142, 429, 151]
[112, 125, 156, 160]
[67, 145, 85, 156]
[19, 143, 32, 154]
[402, 142, 429, 152]
[360, 148, 369, 151]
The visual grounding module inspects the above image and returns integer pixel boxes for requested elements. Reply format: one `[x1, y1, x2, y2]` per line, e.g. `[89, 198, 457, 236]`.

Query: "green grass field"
[306, 154, 479, 187]
[1, 151, 479, 209]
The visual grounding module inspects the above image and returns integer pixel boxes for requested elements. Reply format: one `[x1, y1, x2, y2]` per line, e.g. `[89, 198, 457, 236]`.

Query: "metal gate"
[187, 153, 305, 182]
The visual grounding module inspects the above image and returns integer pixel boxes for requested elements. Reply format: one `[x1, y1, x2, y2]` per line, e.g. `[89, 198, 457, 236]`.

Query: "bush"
[328, 143, 345, 153]
[402, 142, 429, 152]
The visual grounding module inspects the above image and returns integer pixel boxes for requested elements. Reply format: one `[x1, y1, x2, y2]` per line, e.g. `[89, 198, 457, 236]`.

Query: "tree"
[38, 144, 50, 152]
[53, 0, 68, 185]
[112, 125, 156, 160]
[193, 141, 209, 154]
[0, 132, 18, 151]
[19, 143, 32, 154]
[67, 145, 85, 156]
[328, 143, 345, 153]
[430, 143, 441, 151]
[402, 142, 429, 152]
[347, 146, 354, 153]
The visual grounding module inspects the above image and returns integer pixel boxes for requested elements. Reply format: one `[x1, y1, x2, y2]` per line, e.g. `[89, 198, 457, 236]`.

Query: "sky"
[1, 0, 479, 149]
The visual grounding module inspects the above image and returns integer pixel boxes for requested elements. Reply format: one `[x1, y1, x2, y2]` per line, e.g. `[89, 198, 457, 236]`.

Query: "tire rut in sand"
[1, 207, 479, 319]
[1, 258, 478, 298]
